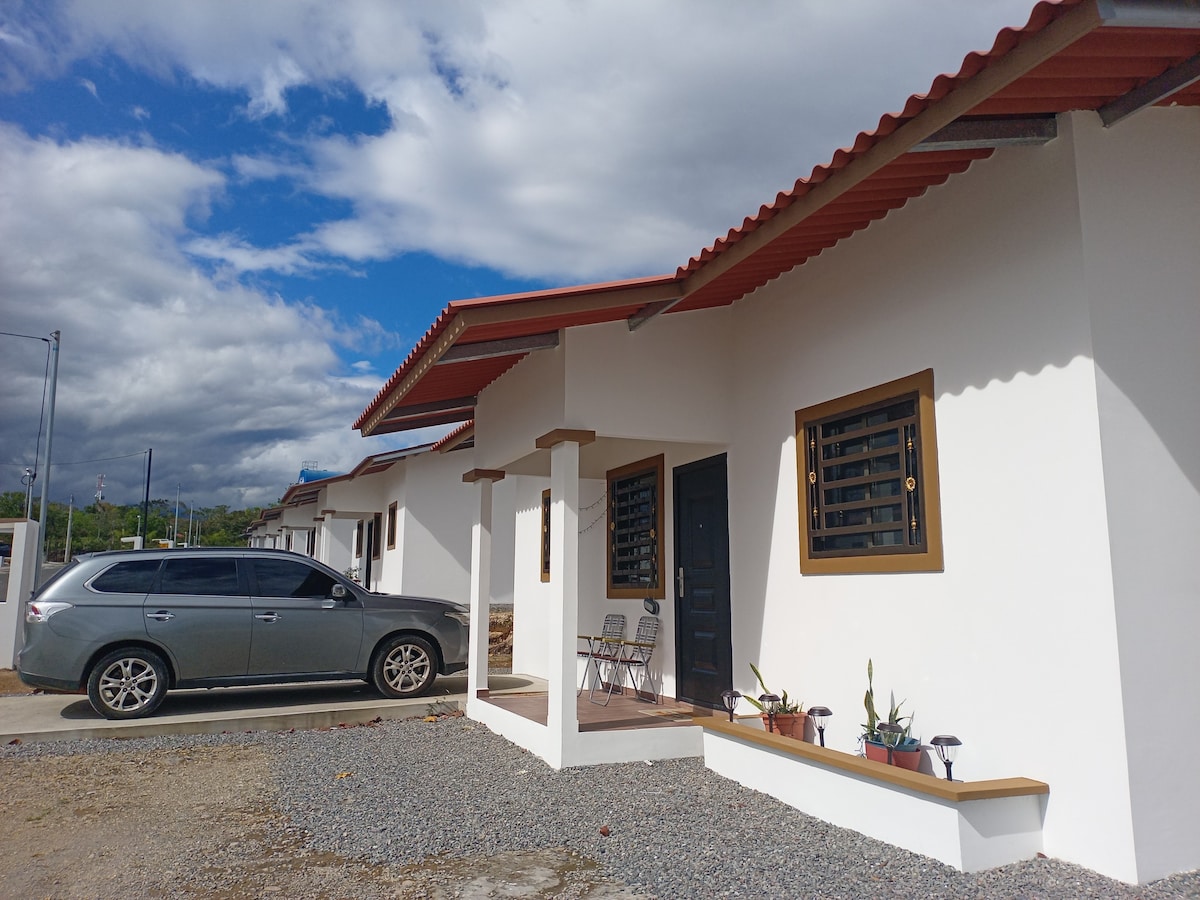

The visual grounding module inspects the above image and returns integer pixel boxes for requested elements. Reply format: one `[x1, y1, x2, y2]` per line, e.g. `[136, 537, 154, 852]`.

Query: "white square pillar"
[463, 469, 504, 703]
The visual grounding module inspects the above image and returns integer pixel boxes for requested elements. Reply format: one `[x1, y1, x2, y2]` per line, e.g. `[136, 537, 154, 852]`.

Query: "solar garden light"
[807, 706, 833, 747]
[758, 693, 781, 734]
[720, 690, 742, 723]
[876, 721, 904, 765]
[931, 734, 962, 781]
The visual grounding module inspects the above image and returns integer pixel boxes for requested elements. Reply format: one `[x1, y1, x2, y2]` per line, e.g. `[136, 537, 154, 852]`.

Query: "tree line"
[0, 492, 262, 560]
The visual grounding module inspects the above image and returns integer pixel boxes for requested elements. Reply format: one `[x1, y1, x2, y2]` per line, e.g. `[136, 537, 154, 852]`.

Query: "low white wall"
[702, 729, 1046, 873]
[1, 519, 39, 668]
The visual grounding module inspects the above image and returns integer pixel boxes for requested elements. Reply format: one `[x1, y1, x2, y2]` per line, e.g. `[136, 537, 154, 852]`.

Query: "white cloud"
[20, 0, 1035, 282]
[0, 125, 398, 507]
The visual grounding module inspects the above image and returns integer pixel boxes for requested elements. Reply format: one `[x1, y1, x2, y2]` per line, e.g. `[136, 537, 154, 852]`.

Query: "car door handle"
[146, 611, 175, 622]
[254, 613, 281, 623]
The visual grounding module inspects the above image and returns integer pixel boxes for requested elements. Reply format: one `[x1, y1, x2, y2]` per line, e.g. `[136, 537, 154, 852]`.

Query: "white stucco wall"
[564, 309, 734, 443]
[1071, 107, 1200, 883]
[475, 343, 566, 470]
[396, 449, 475, 602]
[727, 111, 1145, 880]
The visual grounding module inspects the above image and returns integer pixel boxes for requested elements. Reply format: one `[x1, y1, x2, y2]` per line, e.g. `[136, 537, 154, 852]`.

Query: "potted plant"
[861, 659, 922, 770]
[746, 663, 807, 739]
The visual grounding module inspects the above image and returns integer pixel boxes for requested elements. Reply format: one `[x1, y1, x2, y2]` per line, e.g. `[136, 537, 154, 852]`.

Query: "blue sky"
[0, 0, 1034, 508]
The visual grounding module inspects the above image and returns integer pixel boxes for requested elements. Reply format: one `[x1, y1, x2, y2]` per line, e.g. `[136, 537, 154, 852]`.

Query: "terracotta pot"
[761, 711, 808, 740]
[865, 738, 923, 770]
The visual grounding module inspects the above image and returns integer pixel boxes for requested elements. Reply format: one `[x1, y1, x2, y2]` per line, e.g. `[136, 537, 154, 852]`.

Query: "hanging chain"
[578, 490, 608, 534]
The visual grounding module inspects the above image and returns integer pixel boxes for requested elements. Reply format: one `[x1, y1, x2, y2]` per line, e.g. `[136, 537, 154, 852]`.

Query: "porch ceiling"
[357, 0, 1200, 438]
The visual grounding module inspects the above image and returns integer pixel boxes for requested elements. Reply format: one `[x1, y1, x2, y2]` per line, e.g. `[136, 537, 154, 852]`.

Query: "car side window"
[157, 557, 240, 595]
[91, 559, 162, 593]
[253, 559, 337, 598]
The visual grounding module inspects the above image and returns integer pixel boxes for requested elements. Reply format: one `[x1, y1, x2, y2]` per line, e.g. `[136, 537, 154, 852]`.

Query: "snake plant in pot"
[861, 658, 922, 770]
[746, 663, 807, 740]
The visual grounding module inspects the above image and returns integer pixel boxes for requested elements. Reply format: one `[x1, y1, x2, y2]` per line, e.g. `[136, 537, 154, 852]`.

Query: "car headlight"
[444, 609, 470, 627]
[26, 600, 73, 623]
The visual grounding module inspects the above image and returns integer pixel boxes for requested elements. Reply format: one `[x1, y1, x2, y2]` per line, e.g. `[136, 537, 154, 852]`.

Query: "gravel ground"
[4, 715, 1199, 899]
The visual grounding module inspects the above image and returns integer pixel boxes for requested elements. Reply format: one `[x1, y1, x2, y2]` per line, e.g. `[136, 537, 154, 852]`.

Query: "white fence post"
[1, 518, 40, 669]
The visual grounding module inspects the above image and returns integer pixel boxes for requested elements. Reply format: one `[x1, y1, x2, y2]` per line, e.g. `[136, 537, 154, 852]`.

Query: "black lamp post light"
[720, 690, 742, 723]
[931, 734, 962, 781]
[758, 693, 781, 734]
[807, 706, 832, 747]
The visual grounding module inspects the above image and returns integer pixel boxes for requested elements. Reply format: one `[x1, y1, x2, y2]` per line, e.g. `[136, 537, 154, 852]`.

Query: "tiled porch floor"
[483, 681, 717, 732]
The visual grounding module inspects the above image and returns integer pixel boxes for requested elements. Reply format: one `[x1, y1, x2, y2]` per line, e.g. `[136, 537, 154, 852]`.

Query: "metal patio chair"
[577, 613, 626, 702]
[617, 614, 660, 704]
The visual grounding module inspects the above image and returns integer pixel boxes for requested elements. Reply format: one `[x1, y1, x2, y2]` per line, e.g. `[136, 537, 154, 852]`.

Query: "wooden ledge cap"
[463, 468, 506, 483]
[698, 717, 1048, 803]
[535, 428, 597, 449]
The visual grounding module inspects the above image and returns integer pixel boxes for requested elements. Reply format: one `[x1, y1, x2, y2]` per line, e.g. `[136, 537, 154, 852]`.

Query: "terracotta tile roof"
[359, 0, 1200, 436]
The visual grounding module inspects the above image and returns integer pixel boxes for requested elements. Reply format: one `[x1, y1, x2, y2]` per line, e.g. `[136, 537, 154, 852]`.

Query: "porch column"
[537, 429, 597, 750]
[463, 469, 505, 702]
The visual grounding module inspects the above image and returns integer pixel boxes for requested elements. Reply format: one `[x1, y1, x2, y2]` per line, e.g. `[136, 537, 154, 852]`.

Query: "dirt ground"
[0, 738, 638, 899]
[0, 613, 641, 898]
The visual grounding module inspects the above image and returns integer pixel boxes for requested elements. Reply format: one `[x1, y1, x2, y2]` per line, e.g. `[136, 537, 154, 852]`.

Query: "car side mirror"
[331, 583, 349, 600]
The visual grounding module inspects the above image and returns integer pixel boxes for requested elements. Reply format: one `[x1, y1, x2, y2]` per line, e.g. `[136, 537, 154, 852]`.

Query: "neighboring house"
[353, 0, 1199, 885]
[246, 437, 481, 603]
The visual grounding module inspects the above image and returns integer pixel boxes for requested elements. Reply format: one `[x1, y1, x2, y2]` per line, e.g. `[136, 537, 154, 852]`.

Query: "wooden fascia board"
[362, 281, 680, 435]
[675, 0, 1104, 303]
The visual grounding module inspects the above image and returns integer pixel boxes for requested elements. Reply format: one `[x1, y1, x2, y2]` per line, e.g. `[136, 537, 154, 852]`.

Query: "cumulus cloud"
[12, 0, 1034, 282]
[0, 125, 396, 507]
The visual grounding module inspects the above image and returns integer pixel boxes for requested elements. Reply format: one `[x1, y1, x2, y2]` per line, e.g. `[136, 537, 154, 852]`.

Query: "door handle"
[146, 611, 174, 622]
[677, 567, 685, 597]
[254, 613, 281, 623]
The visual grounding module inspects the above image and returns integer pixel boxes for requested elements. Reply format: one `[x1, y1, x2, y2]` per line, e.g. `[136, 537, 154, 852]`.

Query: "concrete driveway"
[0, 674, 545, 745]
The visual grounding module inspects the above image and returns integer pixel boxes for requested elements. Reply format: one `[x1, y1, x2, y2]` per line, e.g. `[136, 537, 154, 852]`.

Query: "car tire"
[87, 647, 170, 720]
[372, 635, 437, 699]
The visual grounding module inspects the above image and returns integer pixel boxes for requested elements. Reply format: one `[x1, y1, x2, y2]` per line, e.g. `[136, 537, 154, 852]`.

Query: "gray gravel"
[6, 716, 1200, 899]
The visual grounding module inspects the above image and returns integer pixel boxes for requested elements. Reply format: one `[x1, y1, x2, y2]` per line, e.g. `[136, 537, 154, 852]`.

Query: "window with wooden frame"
[540, 489, 551, 583]
[796, 369, 943, 574]
[355, 520, 364, 558]
[372, 512, 383, 560]
[607, 454, 665, 599]
[386, 501, 398, 550]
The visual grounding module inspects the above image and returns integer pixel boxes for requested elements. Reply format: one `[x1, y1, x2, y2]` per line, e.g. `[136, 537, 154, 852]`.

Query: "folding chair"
[577, 613, 626, 702]
[618, 614, 660, 704]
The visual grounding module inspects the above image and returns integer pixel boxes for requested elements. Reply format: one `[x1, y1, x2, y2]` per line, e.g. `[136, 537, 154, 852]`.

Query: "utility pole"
[174, 483, 181, 548]
[64, 495, 74, 562]
[141, 448, 152, 550]
[35, 330, 59, 582]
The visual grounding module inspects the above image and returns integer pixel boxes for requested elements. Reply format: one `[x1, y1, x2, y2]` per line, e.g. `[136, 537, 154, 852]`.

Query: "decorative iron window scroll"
[606, 455, 665, 599]
[796, 370, 943, 574]
[540, 489, 551, 583]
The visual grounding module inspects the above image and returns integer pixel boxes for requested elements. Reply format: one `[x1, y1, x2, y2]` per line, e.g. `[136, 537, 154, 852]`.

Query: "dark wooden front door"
[674, 454, 733, 709]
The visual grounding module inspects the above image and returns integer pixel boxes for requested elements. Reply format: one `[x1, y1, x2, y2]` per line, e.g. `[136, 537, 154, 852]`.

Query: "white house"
[354, 0, 1200, 884]
[247, 436, 482, 602]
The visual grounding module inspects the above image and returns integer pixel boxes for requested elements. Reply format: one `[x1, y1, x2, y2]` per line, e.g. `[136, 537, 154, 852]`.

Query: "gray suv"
[18, 548, 470, 719]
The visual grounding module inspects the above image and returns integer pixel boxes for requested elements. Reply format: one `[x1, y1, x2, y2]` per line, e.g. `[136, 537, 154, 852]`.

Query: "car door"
[247, 557, 364, 675]
[144, 555, 252, 681]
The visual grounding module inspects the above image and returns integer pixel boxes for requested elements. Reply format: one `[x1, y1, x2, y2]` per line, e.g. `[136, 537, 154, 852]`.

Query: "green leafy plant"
[862, 658, 914, 744]
[745, 663, 803, 715]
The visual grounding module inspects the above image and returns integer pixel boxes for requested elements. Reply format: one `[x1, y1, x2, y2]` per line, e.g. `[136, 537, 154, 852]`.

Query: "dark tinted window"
[91, 559, 161, 594]
[253, 559, 337, 598]
[157, 558, 240, 595]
